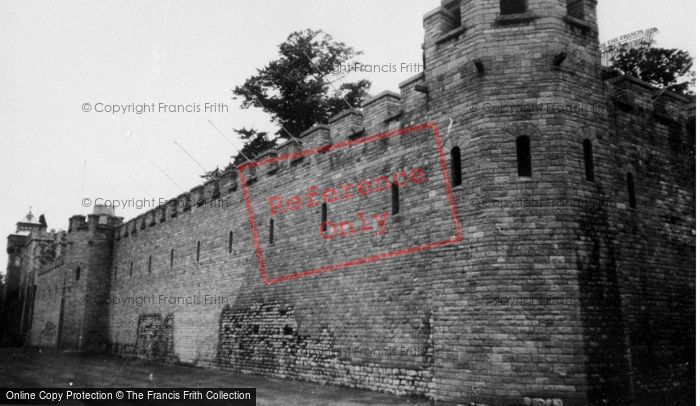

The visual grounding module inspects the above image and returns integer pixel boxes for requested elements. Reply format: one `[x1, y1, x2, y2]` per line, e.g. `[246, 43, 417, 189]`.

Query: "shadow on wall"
[576, 199, 630, 404]
[0, 294, 23, 346]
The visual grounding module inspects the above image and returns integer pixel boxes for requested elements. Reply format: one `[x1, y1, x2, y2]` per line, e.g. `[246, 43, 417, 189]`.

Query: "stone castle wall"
[21, 0, 695, 404]
[596, 77, 695, 398]
[106, 115, 450, 398]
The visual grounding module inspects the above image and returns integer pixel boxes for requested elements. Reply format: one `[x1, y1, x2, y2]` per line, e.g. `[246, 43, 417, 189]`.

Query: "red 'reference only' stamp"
[238, 122, 462, 285]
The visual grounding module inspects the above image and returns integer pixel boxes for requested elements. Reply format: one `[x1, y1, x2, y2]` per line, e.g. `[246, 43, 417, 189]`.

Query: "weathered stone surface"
[6, 1, 693, 405]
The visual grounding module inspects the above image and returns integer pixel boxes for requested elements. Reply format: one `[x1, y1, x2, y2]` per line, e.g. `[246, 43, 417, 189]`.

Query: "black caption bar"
[0, 388, 255, 405]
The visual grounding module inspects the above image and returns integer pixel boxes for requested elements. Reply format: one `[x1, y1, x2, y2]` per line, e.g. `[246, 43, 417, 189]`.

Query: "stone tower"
[419, 0, 693, 404]
[2, 209, 47, 343]
[53, 206, 122, 349]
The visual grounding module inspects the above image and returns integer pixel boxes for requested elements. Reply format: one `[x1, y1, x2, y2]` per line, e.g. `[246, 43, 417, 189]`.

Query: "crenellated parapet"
[423, 0, 463, 48]
[69, 215, 87, 232]
[204, 179, 221, 201]
[112, 64, 695, 257]
[257, 149, 280, 175]
[606, 75, 694, 124]
[112, 88, 423, 241]
[362, 91, 402, 134]
[298, 125, 331, 150]
[218, 168, 239, 192]
[400, 74, 428, 114]
[24, 229, 69, 277]
[36, 239, 66, 276]
[329, 109, 364, 144]
[69, 213, 122, 234]
[37, 258, 65, 276]
[176, 193, 191, 214]
[190, 185, 205, 207]
[109, 85, 417, 241]
[114, 165, 241, 240]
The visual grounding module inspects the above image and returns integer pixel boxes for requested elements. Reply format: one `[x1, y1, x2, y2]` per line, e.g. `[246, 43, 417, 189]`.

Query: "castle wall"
[599, 79, 695, 397]
[108, 189, 249, 367]
[108, 116, 456, 396]
[16, 0, 695, 404]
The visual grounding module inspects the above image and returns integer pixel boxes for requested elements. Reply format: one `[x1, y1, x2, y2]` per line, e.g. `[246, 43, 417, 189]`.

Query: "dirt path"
[0, 348, 430, 406]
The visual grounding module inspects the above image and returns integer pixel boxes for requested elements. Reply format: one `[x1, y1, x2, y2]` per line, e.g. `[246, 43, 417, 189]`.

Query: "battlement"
[419, 0, 602, 87]
[37, 257, 66, 276]
[606, 75, 694, 123]
[115, 168, 237, 240]
[69, 213, 122, 233]
[35, 228, 67, 243]
[113, 88, 421, 241]
[421, 0, 600, 38]
[10, 228, 69, 276]
[112, 69, 695, 243]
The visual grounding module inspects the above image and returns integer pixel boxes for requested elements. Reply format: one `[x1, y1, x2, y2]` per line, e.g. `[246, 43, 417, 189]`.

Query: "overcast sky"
[0, 0, 695, 276]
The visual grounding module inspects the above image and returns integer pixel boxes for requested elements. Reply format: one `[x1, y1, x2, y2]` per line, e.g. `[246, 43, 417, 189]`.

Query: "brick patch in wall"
[216, 301, 433, 396]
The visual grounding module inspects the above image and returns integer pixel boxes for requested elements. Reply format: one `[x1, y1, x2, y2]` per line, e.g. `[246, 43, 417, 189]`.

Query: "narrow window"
[269, 219, 274, 244]
[170, 249, 174, 268]
[321, 203, 328, 232]
[148, 256, 152, 274]
[686, 118, 696, 153]
[516, 136, 532, 177]
[500, 0, 527, 15]
[451, 146, 462, 187]
[228, 231, 233, 254]
[75, 267, 81, 281]
[583, 139, 595, 181]
[129, 261, 133, 278]
[196, 241, 201, 262]
[114, 266, 118, 281]
[566, 0, 585, 19]
[626, 173, 637, 209]
[391, 183, 400, 215]
[669, 124, 682, 152]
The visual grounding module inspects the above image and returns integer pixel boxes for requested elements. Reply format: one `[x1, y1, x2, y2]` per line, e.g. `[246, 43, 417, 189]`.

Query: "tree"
[602, 42, 695, 96]
[229, 29, 371, 165]
[229, 128, 276, 167]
